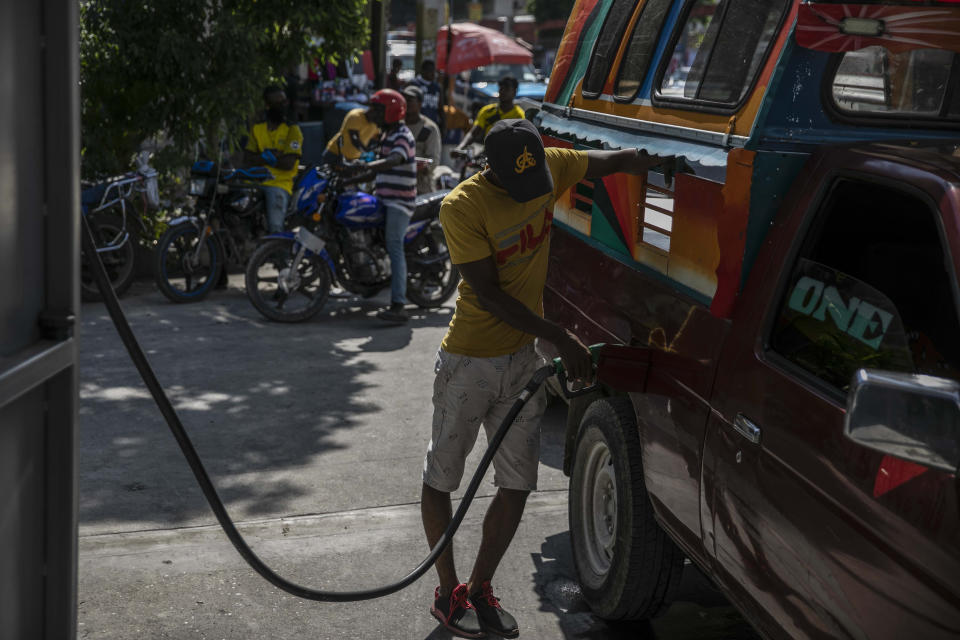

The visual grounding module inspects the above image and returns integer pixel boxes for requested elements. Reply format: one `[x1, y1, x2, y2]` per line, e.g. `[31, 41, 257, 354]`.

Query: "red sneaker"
[469, 582, 519, 638]
[431, 583, 486, 638]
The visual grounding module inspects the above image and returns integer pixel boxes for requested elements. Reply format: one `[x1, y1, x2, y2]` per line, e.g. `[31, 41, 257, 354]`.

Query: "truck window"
[830, 46, 960, 122]
[657, 0, 788, 108]
[770, 180, 960, 392]
[582, 0, 638, 98]
[613, 0, 673, 101]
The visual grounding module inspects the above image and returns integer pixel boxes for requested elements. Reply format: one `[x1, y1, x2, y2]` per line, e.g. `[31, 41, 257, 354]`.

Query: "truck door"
[706, 173, 960, 639]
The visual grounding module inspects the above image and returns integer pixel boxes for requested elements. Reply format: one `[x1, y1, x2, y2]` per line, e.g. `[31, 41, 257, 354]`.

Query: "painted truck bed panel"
[549, 0, 798, 138]
[546, 228, 729, 567]
[756, 42, 958, 149]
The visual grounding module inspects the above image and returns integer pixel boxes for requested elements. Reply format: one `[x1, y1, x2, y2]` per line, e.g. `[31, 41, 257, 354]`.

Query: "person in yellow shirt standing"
[421, 119, 667, 639]
[322, 107, 381, 165]
[244, 86, 304, 233]
[451, 75, 524, 158]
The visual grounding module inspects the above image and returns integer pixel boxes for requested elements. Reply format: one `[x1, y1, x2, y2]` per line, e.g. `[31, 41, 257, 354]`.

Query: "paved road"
[77, 278, 758, 639]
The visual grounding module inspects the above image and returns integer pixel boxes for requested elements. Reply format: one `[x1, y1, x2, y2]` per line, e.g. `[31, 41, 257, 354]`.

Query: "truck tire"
[569, 397, 684, 620]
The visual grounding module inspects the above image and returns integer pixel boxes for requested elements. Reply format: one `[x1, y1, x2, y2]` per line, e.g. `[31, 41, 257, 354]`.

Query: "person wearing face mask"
[243, 85, 304, 233]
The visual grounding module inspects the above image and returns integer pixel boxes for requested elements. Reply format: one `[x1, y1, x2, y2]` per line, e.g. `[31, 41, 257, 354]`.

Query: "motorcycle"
[154, 161, 273, 303]
[449, 145, 487, 186]
[244, 164, 459, 323]
[80, 152, 160, 301]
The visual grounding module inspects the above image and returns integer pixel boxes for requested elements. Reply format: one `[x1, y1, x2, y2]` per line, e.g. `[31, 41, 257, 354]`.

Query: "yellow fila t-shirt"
[245, 121, 303, 193]
[439, 147, 588, 358]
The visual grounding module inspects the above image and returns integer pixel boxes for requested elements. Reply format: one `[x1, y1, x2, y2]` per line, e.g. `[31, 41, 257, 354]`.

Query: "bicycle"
[80, 151, 160, 301]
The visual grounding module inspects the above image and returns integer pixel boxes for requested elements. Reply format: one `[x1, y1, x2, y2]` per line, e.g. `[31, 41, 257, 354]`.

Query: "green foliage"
[526, 0, 576, 24]
[80, 0, 370, 178]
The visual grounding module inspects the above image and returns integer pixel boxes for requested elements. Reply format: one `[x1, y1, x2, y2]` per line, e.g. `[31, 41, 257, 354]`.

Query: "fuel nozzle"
[552, 343, 605, 399]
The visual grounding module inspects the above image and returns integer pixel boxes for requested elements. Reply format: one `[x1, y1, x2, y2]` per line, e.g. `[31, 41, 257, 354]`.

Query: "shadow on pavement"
[532, 531, 761, 639]
[77, 283, 451, 528]
[423, 625, 457, 639]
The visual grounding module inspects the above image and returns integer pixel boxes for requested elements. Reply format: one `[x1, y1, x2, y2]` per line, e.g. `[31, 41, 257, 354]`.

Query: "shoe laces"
[479, 582, 501, 609]
[437, 585, 475, 613]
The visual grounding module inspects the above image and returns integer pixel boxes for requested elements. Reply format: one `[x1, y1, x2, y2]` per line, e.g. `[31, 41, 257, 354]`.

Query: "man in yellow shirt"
[452, 75, 524, 157]
[243, 86, 303, 233]
[322, 107, 381, 164]
[421, 119, 667, 638]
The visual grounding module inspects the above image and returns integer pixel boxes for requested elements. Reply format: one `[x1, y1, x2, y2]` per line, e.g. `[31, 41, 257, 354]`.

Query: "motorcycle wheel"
[245, 238, 331, 323]
[154, 222, 222, 303]
[81, 214, 137, 302]
[406, 220, 459, 308]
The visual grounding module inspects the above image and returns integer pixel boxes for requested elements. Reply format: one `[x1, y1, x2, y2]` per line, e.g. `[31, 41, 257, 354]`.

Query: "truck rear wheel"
[569, 397, 684, 620]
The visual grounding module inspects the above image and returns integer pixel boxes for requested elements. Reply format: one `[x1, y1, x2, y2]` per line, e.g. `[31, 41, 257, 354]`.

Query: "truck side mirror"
[845, 369, 960, 473]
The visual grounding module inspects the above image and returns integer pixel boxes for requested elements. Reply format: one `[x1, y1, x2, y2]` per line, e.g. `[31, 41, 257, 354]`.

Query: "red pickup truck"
[535, 1, 960, 638]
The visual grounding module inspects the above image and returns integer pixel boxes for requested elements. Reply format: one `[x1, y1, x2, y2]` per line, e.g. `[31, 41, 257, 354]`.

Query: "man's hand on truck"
[553, 327, 594, 383]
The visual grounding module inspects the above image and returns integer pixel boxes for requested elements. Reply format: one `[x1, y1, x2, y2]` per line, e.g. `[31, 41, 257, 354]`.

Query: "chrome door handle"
[733, 413, 762, 444]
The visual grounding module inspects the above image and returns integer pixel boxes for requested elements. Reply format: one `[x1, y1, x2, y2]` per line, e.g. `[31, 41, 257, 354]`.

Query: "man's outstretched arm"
[585, 148, 669, 178]
[363, 152, 405, 174]
[453, 124, 484, 154]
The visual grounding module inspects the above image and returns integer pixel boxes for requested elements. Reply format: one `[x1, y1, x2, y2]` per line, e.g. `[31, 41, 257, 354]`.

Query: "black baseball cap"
[484, 119, 554, 203]
[401, 84, 423, 102]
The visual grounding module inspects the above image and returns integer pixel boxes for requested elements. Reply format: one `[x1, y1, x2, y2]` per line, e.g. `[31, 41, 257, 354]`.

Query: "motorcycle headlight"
[188, 178, 208, 196]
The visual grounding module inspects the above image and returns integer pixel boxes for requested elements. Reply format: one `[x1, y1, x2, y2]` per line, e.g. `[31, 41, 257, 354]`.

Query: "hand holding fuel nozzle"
[553, 337, 605, 399]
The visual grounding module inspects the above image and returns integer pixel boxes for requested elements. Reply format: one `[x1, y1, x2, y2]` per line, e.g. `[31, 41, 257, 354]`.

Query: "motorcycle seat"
[410, 190, 448, 223]
[190, 160, 216, 176]
[223, 166, 272, 182]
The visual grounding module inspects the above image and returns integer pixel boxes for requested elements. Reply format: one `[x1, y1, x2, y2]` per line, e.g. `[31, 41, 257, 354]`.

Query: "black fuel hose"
[81, 215, 554, 602]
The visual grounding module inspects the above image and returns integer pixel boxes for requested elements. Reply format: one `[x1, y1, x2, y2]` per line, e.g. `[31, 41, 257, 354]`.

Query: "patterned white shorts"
[423, 343, 548, 492]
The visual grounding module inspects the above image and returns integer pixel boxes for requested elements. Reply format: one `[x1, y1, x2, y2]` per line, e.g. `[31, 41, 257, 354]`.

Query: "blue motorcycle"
[244, 165, 458, 323]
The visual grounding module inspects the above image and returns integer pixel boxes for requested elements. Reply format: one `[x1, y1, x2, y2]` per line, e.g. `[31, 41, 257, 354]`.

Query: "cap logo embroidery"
[514, 147, 536, 174]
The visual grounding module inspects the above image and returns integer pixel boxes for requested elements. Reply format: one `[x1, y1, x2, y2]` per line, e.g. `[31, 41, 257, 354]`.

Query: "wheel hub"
[581, 440, 617, 578]
[182, 253, 200, 273]
[278, 266, 300, 293]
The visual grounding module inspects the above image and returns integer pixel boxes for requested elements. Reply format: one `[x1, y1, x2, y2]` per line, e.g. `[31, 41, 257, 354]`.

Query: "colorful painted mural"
[542, 0, 800, 138]
[796, 3, 960, 54]
[541, 0, 960, 318]
[548, 131, 751, 315]
[543, 0, 607, 106]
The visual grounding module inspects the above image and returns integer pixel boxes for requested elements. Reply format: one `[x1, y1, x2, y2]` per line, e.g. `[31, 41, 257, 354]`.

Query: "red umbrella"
[436, 23, 533, 75]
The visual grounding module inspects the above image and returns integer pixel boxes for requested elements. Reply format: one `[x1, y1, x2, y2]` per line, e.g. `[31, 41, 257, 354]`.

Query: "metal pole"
[415, 1, 424, 72]
[445, 0, 453, 103]
[42, 0, 80, 634]
[371, 0, 386, 89]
